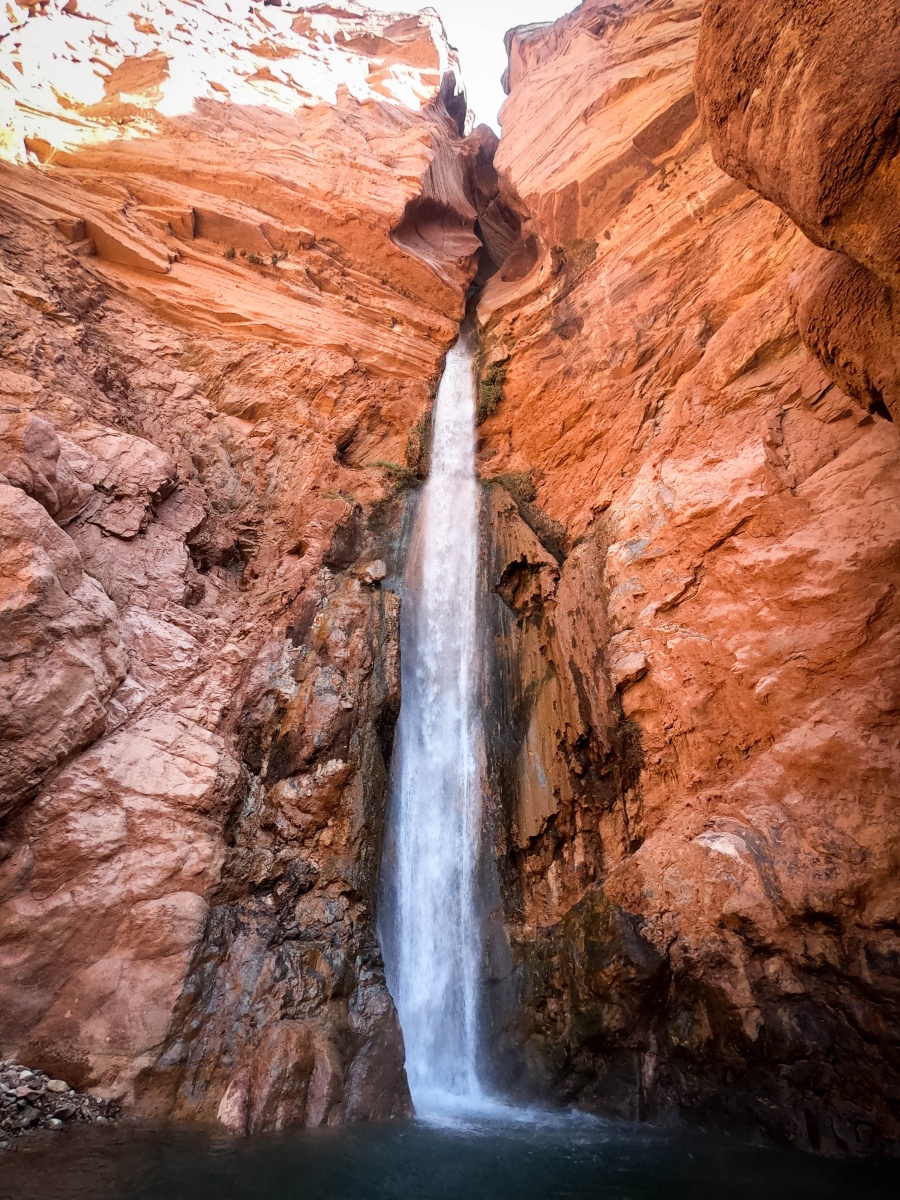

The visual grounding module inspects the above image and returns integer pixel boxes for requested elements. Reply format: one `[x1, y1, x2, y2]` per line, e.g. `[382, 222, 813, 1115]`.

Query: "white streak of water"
[381, 333, 485, 1115]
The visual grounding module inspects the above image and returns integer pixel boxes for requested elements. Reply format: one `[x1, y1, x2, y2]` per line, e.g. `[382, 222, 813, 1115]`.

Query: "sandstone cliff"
[695, 0, 900, 427]
[476, 0, 900, 1155]
[2, 0, 899, 1160]
[0, 0, 496, 1126]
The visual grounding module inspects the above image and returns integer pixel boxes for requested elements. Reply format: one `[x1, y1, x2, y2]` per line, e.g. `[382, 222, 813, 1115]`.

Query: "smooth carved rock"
[0, 409, 92, 521]
[0, 714, 235, 1098]
[0, 0, 487, 377]
[789, 249, 900, 423]
[0, 0, 481, 1128]
[695, 0, 900, 281]
[695, 0, 900, 422]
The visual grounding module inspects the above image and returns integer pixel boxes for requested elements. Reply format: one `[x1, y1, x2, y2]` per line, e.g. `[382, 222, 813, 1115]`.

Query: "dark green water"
[2, 1111, 897, 1200]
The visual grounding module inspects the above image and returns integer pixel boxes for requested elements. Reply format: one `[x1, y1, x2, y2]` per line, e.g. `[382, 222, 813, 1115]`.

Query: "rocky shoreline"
[0, 1063, 119, 1151]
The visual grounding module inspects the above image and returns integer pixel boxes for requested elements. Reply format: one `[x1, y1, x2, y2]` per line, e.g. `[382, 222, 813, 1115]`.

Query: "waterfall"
[380, 332, 486, 1115]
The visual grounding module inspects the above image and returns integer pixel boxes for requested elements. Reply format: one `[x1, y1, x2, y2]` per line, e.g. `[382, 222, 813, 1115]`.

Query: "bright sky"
[360, 1, 577, 131]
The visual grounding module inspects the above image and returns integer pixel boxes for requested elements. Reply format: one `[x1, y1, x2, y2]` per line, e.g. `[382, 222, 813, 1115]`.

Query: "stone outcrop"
[0, 0, 492, 1127]
[477, 0, 900, 1155]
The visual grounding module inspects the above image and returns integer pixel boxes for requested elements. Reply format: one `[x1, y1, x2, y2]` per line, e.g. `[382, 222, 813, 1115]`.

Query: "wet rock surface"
[138, 502, 413, 1129]
[0, 1061, 119, 1151]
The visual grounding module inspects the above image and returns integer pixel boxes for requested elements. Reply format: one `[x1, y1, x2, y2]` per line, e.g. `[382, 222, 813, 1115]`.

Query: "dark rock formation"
[138, 505, 413, 1129]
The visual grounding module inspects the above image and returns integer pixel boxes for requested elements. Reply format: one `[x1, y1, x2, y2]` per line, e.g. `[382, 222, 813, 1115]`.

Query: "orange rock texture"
[477, 0, 900, 1153]
[0, 0, 495, 1124]
[2, 0, 899, 1157]
[695, 0, 900, 425]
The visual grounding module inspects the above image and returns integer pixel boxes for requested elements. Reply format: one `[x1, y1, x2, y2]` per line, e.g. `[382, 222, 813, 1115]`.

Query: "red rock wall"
[0, 0, 494, 1125]
[695, 0, 900, 425]
[476, 0, 900, 1154]
[3, 0, 899, 1156]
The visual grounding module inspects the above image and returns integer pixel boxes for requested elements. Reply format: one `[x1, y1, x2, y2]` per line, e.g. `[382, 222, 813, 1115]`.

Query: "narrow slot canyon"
[0, 0, 899, 1194]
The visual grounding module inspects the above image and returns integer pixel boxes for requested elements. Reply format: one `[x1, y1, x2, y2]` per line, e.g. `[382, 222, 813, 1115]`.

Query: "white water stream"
[380, 334, 486, 1115]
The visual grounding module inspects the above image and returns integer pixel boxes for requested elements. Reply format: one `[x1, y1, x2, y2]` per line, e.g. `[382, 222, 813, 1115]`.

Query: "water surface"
[3, 1111, 897, 1200]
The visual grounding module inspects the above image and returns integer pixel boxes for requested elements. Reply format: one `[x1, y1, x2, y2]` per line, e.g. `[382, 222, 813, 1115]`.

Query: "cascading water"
[380, 332, 486, 1115]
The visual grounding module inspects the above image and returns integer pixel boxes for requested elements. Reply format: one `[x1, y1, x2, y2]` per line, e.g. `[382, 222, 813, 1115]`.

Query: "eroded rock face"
[4, 0, 898, 1156]
[695, 0, 900, 423]
[478, 0, 900, 1154]
[0, 482, 126, 821]
[0, 0, 490, 1126]
[140, 543, 410, 1129]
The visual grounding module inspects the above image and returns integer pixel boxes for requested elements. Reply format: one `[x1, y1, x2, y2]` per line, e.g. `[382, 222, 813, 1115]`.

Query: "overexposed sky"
[359, 1, 577, 130]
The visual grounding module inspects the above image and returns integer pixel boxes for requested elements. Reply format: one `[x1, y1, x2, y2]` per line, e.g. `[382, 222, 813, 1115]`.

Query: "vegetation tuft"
[486, 468, 537, 507]
[477, 359, 507, 424]
[553, 237, 599, 299]
[370, 460, 419, 491]
[486, 468, 568, 561]
[405, 409, 433, 477]
[567, 238, 598, 273]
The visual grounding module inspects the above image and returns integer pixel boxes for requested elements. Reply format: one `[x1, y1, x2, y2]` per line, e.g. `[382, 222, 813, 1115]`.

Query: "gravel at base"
[0, 1061, 119, 1151]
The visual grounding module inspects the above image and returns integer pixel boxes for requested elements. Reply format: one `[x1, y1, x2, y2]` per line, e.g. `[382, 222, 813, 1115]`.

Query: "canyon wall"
[0, 0, 497, 1127]
[2, 0, 899, 1158]
[477, 0, 900, 1155]
[695, 0, 900, 427]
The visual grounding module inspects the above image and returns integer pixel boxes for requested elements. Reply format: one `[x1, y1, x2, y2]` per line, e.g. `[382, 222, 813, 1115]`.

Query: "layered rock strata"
[3, 0, 899, 1158]
[476, 0, 900, 1154]
[0, 0, 492, 1126]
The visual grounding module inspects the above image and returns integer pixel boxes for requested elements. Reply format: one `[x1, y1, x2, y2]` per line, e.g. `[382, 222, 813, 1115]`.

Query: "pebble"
[360, 559, 387, 584]
[46, 1080, 69, 1094]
